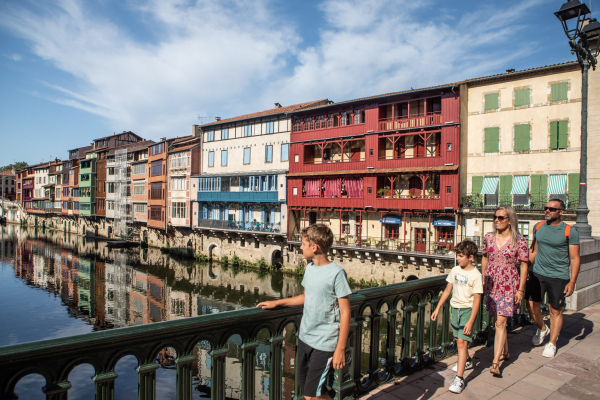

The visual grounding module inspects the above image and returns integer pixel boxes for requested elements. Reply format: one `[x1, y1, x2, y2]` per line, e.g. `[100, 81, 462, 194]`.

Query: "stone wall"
[567, 237, 600, 311]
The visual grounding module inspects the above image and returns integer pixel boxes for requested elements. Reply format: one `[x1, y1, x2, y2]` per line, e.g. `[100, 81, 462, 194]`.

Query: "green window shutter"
[568, 173, 580, 197]
[558, 120, 568, 149]
[500, 175, 512, 194]
[531, 174, 548, 208]
[515, 88, 530, 107]
[472, 176, 483, 194]
[550, 121, 558, 149]
[551, 82, 568, 102]
[484, 127, 500, 153]
[514, 124, 530, 151]
[484, 93, 499, 110]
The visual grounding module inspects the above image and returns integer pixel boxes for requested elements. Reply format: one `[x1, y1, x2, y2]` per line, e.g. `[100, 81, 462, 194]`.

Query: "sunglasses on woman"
[544, 206, 563, 212]
[493, 215, 508, 221]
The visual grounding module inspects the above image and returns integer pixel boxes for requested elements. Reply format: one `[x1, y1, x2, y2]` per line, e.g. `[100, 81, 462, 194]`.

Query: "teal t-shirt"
[299, 261, 352, 352]
[532, 222, 579, 280]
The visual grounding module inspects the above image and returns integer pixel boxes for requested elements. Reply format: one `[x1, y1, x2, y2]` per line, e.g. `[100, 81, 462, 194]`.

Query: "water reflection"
[0, 225, 302, 399]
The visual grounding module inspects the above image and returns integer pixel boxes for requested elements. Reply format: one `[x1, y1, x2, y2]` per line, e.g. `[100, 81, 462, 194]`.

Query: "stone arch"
[107, 226, 113, 239]
[270, 248, 283, 268]
[405, 275, 419, 281]
[208, 243, 219, 259]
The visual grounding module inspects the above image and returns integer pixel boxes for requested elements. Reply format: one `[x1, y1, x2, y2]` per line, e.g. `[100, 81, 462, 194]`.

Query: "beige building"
[459, 62, 587, 244]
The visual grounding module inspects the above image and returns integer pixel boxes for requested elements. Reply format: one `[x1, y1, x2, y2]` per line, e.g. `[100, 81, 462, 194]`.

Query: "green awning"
[510, 175, 530, 195]
[481, 177, 499, 195]
[548, 174, 566, 194]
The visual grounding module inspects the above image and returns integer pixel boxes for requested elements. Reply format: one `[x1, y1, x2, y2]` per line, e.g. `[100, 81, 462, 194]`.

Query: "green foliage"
[194, 253, 209, 262]
[360, 278, 366, 285]
[220, 255, 229, 264]
[257, 257, 274, 270]
[1, 161, 28, 171]
[231, 255, 241, 266]
[380, 279, 387, 286]
[348, 277, 356, 284]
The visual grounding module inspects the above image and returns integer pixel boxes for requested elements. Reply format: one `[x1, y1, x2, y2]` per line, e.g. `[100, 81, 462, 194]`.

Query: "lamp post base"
[574, 206, 592, 239]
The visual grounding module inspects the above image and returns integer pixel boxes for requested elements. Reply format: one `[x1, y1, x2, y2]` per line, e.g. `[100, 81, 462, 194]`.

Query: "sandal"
[490, 362, 501, 377]
[499, 353, 510, 361]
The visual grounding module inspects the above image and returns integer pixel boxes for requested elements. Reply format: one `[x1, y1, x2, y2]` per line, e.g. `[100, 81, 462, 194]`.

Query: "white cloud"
[4, 53, 21, 61]
[0, 0, 544, 142]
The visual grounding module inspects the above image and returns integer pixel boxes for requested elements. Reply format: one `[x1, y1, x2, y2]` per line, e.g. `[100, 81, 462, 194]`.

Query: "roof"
[68, 145, 93, 153]
[286, 165, 458, 178]
[0, 170, 15, 176]
[199, 99, 329, 128]
[464, 61, 578, 85]
[105, 140, 156, 156]
[92, 131, 144, 141]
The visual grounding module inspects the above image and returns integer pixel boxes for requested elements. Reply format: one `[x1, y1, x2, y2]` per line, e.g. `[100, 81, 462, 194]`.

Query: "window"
[354, 110, 364, 124]
[151, 161, 163, 176]
[484, 93, 499, 110]
[368, 187, 372, 194]
[281, 144, 289, 161]
[221, 128, 229, 140]
[221, 150, 227, 166]
[150, 183, 163, 199]
[484, 127, 500, 153]
[208, 151, 214, 167]
[133, 163, 145, 175]
[293, 187, 298, 195]
[446, 186, 451, 194]
[550, 120, 568, 150]
[108, 167, 115, 175]
[551, 82, 568, 102]
[107, 201, 114, 210]
[244, 125, 252, 137]
[135, 204, 147, 214]
[199, 177, 222, 191]
[514, 88, 530, 107]
[447, 143, 452, 151]
[266, 121, 274, 134]
[171, 178, 186, 191]
[294, 154, 299, 162]
[150, 207, 162, 221]
[514, 124, 530, 151]
[207, 130, 214, 142]
[170, 153, 187, 169]
[134, 182, 145, 196]
[244, 148, 251, 164]
[107, 183, 115, 194]
[265, 145, 273, 163]
[171, 202, 188, 219]
[150, 143, 164, 156]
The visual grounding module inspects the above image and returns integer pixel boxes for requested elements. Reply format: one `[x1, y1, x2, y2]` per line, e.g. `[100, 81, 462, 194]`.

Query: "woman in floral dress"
[481, 206, 529, 376]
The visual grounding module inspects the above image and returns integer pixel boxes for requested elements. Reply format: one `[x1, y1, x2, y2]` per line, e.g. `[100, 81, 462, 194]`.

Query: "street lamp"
[555, 0, 600, 239]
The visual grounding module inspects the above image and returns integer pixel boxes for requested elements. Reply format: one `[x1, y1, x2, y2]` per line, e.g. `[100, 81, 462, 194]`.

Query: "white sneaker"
[452, 359, 473, 372]
[542, 342, 557, 358]
[449, 376, 465, 394]
[532, 324, 550, 346]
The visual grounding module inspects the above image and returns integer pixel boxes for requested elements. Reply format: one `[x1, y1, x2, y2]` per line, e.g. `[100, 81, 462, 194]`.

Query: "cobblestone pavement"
[361, 302, 600, 400]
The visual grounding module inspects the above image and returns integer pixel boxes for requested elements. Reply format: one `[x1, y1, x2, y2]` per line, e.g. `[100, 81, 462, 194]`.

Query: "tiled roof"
[287, 165, 458, 177]
[92, 131, 144, 141]
[105, 140, 156, 155]
[0, 170, 15, 176]
[199, 99, 330, 127]
[465, 61, 578, 84]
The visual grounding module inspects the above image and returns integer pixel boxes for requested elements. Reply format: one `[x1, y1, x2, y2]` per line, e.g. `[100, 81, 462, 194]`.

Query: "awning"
[381, 215, 402, 224]
[480, 177, 499, 194]
[548, 174, 567, 194]
[433, 219, 455, 227]
[510, 175, 530, 194]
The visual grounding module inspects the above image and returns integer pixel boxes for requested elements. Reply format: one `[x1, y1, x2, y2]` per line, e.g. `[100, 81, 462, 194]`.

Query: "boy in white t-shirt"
[432, 240, 483, 394]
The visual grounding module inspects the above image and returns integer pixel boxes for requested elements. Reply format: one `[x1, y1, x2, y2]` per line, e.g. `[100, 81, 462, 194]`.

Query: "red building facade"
[287, 86, 460, 254]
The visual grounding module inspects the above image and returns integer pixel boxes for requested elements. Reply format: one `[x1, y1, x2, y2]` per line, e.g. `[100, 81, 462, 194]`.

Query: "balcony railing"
[304, 156, 365, 165]
[197, 191, 279, 203]
[1, 275, 528, 400]
[199, 219, 281, 233]
[378, 112, 442, 132]
[376, 189, 440, 199]
[462, 194, 579, 211]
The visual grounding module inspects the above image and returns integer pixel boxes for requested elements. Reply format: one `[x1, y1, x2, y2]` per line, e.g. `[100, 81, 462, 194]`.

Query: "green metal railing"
[0, 276, 530, 400]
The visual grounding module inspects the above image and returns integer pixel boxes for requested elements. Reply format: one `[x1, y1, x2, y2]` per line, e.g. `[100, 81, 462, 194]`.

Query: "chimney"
[215, 117, 221, 121]
[274, 103, 282, 108]
[506, 68, 516, 73]
[160, 137, 166, 142]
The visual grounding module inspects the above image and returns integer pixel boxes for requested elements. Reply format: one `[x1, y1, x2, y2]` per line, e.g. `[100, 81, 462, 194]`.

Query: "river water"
[0, 224, 303, 399]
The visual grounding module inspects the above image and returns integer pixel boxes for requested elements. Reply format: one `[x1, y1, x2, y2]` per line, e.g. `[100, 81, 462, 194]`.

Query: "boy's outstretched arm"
[431, 283, 452, 321]
[257, 294, 305, 309]
[333, 295, 351, 370]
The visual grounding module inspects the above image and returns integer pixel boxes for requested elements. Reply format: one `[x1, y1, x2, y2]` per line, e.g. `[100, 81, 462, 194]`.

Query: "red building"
[286, 85, 460, 254]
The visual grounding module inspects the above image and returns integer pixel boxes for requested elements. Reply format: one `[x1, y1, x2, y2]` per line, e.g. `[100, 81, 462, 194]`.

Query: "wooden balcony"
[378, 112, 442, 132]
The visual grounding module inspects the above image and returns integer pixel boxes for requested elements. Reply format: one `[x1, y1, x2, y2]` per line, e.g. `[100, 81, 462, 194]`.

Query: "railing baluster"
[386, 307, 398, 368]
[93, 372, 117, 400]
[43, 381, 71, 400]
[369, 310, 380, 383]
[136, 363, 158, 400]
[240, 342, 258, 400]
[210, 348, 228, 400]
[175, 354, 196, 400]
[268, 336, 284, 400]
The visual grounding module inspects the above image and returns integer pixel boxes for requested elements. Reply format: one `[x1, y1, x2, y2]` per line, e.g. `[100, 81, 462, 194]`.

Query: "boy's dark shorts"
[451, 307, 474, 342]
[297, 339, 334, 398]
[526, 271, 569, 310]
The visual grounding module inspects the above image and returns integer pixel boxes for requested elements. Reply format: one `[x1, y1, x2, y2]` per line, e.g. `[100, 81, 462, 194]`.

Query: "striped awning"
[481, 176, 499, 194]
[548, 174, 567, 194]
[510, 175, 530, 194]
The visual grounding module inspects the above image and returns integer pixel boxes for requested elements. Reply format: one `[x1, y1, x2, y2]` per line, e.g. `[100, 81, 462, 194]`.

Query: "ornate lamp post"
[555, 0, 600, 239]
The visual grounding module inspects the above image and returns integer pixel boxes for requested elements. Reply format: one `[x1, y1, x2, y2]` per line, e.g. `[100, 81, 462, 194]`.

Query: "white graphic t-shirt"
[446, 266, 483, 309]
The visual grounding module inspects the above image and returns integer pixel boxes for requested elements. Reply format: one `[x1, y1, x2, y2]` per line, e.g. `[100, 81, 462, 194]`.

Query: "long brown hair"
[492, 206, 520, 248]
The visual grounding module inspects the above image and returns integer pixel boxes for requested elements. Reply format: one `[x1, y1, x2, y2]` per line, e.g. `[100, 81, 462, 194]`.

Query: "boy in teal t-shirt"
[258, 224, 351, 399]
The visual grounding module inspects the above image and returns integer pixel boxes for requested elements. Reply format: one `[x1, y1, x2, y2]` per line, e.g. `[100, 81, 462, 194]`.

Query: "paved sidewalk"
[362, 302, 600, 400]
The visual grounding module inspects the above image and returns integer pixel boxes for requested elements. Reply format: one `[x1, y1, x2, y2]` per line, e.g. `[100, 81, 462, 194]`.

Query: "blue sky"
[0, 0, 582, 165]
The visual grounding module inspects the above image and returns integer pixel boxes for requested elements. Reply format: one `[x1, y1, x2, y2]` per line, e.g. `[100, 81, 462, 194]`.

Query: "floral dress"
[482, 233, 529, 317]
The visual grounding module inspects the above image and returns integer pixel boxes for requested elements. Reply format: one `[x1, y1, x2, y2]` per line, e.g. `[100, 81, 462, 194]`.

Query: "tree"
[1, 162, 28, 171]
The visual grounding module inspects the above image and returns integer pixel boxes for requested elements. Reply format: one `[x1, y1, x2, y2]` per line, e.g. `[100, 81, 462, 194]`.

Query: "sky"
[0, 0, 583, 166]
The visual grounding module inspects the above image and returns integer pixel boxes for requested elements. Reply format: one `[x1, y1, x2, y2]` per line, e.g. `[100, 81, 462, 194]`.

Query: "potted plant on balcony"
[384, 186, 391, 198]
[377, 188, 386, 198]
[393, 189, 400, 199]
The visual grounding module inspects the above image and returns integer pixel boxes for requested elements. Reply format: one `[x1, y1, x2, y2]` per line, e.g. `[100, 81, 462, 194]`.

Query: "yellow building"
[459, 62, 592, 244]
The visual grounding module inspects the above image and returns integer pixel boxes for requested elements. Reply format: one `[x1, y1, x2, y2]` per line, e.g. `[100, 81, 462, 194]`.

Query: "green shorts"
[451, 307, 474, 342]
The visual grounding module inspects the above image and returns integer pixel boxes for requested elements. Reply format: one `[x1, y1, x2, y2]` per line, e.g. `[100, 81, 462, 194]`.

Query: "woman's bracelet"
[517, 290, 524, 293]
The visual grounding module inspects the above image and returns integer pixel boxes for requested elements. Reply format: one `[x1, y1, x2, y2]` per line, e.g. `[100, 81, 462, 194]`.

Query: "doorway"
[415, 228, 427, 252]
[309, 211, 317, 226]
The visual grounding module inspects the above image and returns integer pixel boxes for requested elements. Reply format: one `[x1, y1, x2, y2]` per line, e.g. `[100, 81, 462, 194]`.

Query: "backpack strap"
[531, 221, 546, 250]
[565, 224, 571, 245]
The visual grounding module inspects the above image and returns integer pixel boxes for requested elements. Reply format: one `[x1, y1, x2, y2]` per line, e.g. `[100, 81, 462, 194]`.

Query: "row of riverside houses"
[13, 61, 600, 282]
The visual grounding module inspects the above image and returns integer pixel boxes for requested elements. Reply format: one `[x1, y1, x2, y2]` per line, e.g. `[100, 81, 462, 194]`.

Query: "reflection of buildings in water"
[156, 347, 177, 368]
[104, 256, 133, 328]
[193, 341, 212, 399]
[169, 290, 189, 320]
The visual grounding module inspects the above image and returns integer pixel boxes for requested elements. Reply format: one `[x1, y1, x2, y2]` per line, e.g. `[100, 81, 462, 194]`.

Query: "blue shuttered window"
[244, 125, 252, 137]
[265, 145, 273, 162]
[244, 148, 251, 164]
[266, 121, 274, 134]
[208, 151, 214, 167]
[207, 131, 214, 142]
[221, 150, 227, 166]
[281, 144, 289, 161]
[221, 128, 228, 140]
